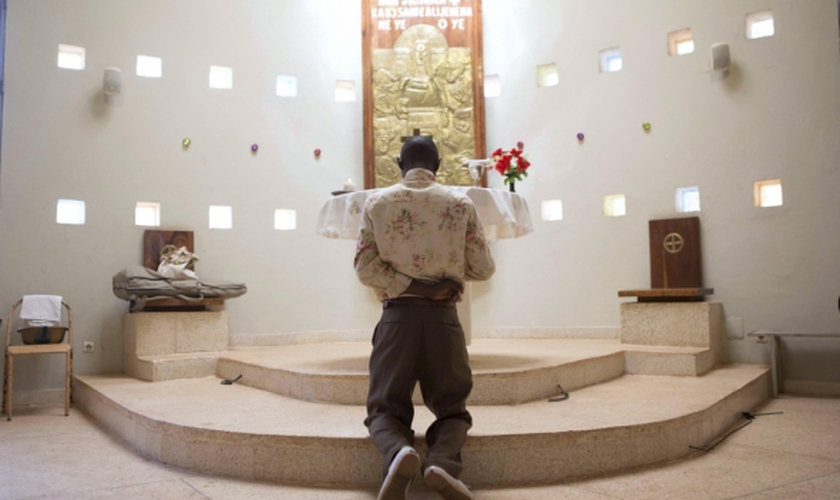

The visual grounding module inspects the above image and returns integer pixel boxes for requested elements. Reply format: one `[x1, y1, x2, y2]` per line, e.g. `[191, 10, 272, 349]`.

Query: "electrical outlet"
[83, 341, 95, 353]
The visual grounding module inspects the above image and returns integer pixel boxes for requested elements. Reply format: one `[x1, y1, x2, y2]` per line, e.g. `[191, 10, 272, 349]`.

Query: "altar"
[316, 187, 533, 342]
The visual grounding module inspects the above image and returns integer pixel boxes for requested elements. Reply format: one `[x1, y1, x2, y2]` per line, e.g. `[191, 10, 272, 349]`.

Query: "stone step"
[73, 363, 769, 488]
[624, 344, 717, 377]
[219, 339, 627, 405]
[136, 339, 713, 404]
[127, 351, 220, 381]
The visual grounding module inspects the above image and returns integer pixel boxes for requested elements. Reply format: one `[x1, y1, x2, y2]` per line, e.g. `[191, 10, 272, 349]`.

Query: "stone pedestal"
[621, 301, 724, 374]
[123, 311, 229, 381]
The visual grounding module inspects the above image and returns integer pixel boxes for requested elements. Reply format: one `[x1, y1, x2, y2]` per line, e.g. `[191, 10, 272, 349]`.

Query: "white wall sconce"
[103, 67, 123, 106]
[710, 43, 730, 80]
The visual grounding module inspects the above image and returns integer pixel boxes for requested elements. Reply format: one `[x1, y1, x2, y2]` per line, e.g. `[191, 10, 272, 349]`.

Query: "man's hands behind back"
[428, 279, 464, 302]
[405, 279, 464, 302]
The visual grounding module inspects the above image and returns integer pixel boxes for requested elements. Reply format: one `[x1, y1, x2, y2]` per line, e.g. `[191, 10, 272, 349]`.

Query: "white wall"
[478, 0, 840, 379]
[1, 0, 838, 392]
[0, 0, 379, 390]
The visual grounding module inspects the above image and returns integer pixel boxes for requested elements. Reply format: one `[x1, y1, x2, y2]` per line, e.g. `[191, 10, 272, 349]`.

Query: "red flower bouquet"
[492, 141, 531, 191]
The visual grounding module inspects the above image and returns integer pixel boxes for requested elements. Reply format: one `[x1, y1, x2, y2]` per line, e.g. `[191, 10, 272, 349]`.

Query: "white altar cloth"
[315, 187, 533, 344]
[315, 187, 533, 241]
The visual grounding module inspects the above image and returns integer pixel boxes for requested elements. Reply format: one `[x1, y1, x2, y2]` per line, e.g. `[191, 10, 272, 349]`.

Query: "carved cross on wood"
[401, 128, 433, 143]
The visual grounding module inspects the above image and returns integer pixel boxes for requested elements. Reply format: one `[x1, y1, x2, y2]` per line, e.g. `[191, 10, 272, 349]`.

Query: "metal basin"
[18, 326, 68, 345]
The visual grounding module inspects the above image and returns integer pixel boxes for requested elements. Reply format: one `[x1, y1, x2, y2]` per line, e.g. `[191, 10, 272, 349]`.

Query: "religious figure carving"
[372, 24, 475, 188]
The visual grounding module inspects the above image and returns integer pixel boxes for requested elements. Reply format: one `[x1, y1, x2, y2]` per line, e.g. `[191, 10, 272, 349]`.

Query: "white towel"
[20, 295, 63, 327]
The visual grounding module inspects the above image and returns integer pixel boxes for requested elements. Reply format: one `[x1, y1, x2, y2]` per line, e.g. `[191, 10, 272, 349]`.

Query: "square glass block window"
[603, 194, 626, 217]
[335, 80, 356, 102]
[56, 199, 86, 225]
[537, 63, 559, 88]
[136, 55, 162, 78]
[746, 10, 775, 39]
[599, 48, 622, 73]
[58, 44, 85, 70]
[276, 75, 298, 97]
[541, 199, 563, 222]
[484, 74, 501, 97]
[135, 202, 161, 227]
[209, 66, 233, 89]
[754, 179, 783, 208]
[274, 209, 297, 230]
[668, 29, 695, 56]
[675, 186, 701, 213]
[209, 205, 233, 229]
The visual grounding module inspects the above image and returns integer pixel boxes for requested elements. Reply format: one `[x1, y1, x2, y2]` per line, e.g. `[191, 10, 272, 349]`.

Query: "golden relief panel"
[372, 24, 475, 188]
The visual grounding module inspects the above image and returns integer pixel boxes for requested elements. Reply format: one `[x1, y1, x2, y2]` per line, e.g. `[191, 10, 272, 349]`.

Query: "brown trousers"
[365, 302, 473, 479]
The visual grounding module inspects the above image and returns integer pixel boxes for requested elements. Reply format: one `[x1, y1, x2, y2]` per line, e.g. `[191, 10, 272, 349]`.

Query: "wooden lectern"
[619, 217, 713, 302]
[649, 217, 702, 289]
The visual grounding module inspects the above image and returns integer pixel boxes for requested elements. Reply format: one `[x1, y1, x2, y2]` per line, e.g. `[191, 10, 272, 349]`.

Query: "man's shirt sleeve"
[354, 204, 413, 299]
[464, 203, 495, 281]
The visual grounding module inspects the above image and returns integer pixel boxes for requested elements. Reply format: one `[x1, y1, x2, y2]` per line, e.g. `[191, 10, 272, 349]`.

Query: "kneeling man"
[355, 136, 495, 500]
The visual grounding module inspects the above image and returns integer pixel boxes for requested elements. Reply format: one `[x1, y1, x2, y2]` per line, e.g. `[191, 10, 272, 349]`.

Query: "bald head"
[398, 136, 441, 177]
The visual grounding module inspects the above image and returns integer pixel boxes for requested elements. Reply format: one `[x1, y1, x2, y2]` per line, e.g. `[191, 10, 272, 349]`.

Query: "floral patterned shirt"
[354, 168, 495, 301]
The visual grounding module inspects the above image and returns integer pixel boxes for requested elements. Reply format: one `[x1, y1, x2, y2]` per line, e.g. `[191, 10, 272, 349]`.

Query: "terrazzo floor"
[2, 396, 839, 499]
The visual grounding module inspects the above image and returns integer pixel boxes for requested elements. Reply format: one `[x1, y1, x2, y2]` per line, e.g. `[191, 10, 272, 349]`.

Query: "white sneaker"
[377, 446, 421, 500]
[423, 465, 474, 500]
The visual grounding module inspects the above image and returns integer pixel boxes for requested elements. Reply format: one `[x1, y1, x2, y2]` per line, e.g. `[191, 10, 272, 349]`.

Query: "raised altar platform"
[81, 201, 771, 491]
[80, 321, 769, 488]
[75, 352, 768, 488]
